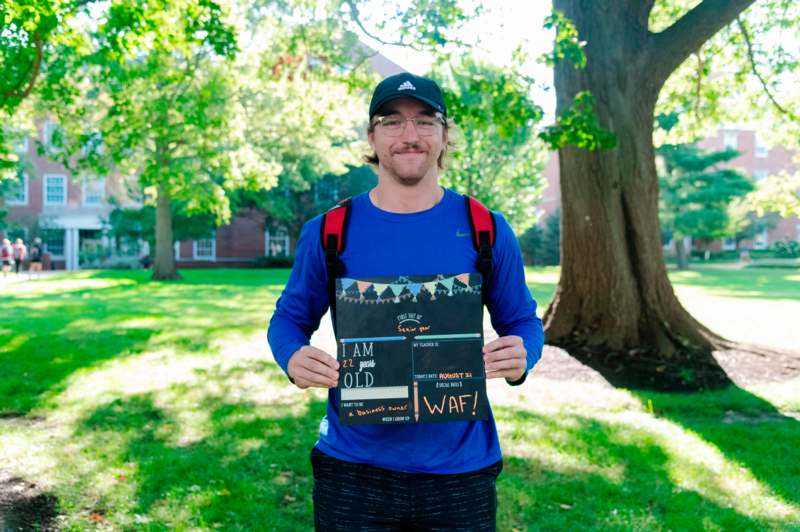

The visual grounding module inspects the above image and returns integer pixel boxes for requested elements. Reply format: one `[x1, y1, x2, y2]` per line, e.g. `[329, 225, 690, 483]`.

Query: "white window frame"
[82, 179, 106, 206]
[193, 234, 216, 260]
[42, 119, 61, 151]
[722, 237, 737, 251]
[6, 172, 29, 206]
[174, 241, 180, 260]
[265, 227, 290, 257]
[42, 229, 66, 258]
[13, 137, 29, 154]
[753, 229, 769, 250]
[43, 174, 67, 206]
[723, 131, 738, 151]
[753, 170, 768, 181]
[755, 141, 768, 158]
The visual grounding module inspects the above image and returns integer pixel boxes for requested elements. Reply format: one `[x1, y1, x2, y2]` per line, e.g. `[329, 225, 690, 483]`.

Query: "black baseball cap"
[368, 72, 447, 119]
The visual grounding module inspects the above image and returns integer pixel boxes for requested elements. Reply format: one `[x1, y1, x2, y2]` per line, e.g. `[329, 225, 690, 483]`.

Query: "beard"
[385, 141, 439, 186]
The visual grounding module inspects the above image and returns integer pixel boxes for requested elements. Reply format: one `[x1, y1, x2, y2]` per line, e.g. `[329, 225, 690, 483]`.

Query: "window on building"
[12, 137, 29, 154]
[44, 175, 67, 205]
[753, 229, 769, 250]
[265, 226, 290, 256]
[80, 132, 105, 157]
[754, 136, 768, 158]
[42, 229, 65, 257]
[722, 237, 737, 251]
[753, 170, 769, 181]
[723, 131, 738, 151]
[5, 171, 28, 205]
[193, 234, 216, 260]
[82, 179, 105, 205]
[42, 119, 62, 152]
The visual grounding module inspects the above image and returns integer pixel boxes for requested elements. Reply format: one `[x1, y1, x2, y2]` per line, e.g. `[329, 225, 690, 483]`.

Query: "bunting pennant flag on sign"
[336, 274, 481, 304]
[440, 277, 455, 295]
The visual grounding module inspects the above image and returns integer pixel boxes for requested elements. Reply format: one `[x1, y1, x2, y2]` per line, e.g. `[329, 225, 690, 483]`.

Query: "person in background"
[13, 238, 27, 275]
[1, 238, 14, 276]
[28, 237, 44, 278]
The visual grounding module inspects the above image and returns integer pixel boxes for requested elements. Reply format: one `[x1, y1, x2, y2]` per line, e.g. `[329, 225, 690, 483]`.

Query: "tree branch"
[647, 0, 756, 87]
[3, 34, 44, 101]
[737, 16, 799, 122]
[343, 0, 422, 51]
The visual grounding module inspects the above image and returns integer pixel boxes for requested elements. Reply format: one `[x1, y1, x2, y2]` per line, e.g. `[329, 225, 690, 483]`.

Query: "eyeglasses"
[373, 114, 444, 137]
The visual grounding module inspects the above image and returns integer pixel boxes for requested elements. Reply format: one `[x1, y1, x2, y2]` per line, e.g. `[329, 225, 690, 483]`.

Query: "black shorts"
[311, 447, 502, 531]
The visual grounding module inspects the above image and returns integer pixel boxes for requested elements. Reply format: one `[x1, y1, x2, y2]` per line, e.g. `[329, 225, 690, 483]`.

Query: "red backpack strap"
[464, 195, 496, 304]
[465, 196, 495, 249]
[321, 198, 351, 255]
[320, 198, 352, 335]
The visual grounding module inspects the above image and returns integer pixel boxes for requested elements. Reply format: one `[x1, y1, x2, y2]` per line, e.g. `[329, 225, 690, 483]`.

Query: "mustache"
[392, 142, 426, 154]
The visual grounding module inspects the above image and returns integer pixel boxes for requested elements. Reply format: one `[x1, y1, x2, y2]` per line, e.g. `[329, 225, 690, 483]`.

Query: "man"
[268, 72, 544, 530]
[28, 238, 44, 278]
[1, 238, 14, 276]
[13, 238, 27, 275]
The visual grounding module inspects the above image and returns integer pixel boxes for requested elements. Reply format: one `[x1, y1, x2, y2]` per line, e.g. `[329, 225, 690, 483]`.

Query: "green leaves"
[657, 143, 755, 241]
[435, 57, 546, 232]
[542, 9, 586, 69]
[539, 92, 617, 151]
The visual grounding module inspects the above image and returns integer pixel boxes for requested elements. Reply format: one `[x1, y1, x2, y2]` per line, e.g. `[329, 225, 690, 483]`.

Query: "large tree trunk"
[544, 0, 754, 391]
[152, 182, 180, 280]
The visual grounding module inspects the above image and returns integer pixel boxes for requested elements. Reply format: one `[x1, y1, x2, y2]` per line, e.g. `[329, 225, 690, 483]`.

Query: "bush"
[773, 240, 800, 258]
[519, 210, 560, 266]
[254, 255, 295, 268]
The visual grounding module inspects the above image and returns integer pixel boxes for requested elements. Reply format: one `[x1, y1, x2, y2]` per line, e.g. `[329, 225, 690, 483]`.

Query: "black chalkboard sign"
[335, 273, 488, 425]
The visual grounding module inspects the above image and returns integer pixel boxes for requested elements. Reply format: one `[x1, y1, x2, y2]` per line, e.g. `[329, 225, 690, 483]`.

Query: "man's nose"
[399, 119, 421, 141]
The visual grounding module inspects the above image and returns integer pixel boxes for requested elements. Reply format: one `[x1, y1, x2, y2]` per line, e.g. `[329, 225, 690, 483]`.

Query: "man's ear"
[368, 130, 375, 150]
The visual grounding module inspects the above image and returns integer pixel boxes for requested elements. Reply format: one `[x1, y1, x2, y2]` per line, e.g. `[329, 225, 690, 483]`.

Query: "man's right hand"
[287, 346, 340, 389]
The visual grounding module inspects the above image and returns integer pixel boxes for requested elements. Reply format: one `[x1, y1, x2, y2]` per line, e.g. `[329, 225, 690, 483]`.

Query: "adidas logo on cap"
[397, 81, 416, 91]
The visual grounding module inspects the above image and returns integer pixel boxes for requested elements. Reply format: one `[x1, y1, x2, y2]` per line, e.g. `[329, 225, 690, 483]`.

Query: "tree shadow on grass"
[68, 392, 794, 530]
[0, 272, 284, 415]
[634, 386, 800, 510]
[77, 394, 325, 529]
[495, 409, 793, 531]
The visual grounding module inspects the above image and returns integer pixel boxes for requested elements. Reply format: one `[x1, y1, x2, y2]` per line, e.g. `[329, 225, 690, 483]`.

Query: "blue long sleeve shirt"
[267, 187, 544, 474]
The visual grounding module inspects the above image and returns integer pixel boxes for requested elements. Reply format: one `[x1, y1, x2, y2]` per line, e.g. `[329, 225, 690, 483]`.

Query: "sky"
[349, 0, 557, 117]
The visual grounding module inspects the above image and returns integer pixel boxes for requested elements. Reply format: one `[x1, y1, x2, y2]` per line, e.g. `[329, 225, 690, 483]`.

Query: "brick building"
[1, 122, 139, 270]
[1, 50, 403, 271]
[538, 128, 800, 252]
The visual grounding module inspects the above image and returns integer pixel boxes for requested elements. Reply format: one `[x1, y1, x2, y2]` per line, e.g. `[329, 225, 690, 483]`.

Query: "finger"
[295, 366, 338, 388]
[485, 357, 525, 373]
[482, 335, 521, 353]
[305, 348, 340, 370]
[483, 346, 525, 363]
[298, 357, 340, 382]
[486, 369, 524, 380]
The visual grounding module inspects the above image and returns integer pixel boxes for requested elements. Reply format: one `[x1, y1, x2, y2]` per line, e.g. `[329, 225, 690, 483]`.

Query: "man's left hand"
[483, 335, 526, 381]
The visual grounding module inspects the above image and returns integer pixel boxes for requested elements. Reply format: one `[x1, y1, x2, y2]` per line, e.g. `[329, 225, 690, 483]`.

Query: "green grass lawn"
[1, 268, 798, 530]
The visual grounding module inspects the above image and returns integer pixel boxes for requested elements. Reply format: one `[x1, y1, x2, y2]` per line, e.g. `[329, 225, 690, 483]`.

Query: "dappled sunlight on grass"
[495, 388, 800, 529]
[1, 329, 324, 528]
[0, 270, 288, 414]
[1, 269, 797, 528]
